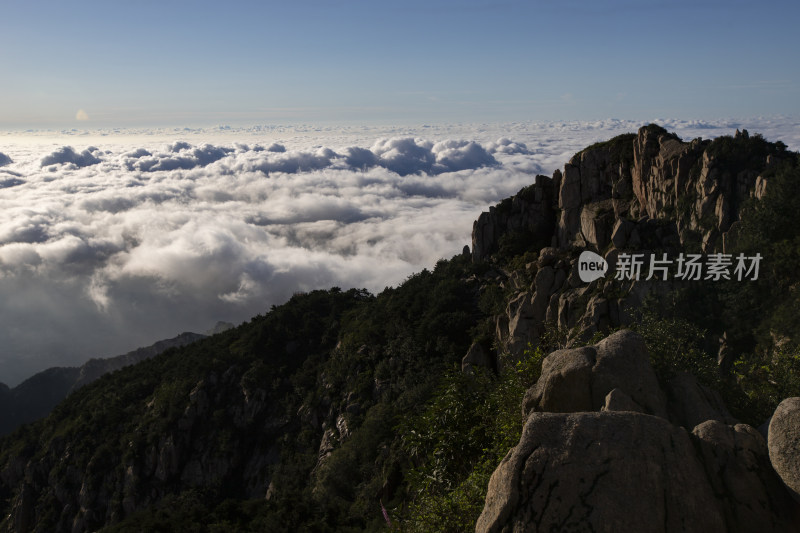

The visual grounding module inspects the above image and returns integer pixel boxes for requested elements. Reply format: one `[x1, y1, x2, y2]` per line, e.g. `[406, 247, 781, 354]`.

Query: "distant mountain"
[0, 367, 80, 437]
[68, 332, 207, 393]
[0, 332, 205, 436]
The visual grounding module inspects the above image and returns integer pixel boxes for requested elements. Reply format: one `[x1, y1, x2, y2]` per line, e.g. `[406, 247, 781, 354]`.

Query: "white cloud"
[486, 138, 531, 155]
[41, 146, 102, 167]
[129, 143, 235, 172]
[0, 117, 797, 385]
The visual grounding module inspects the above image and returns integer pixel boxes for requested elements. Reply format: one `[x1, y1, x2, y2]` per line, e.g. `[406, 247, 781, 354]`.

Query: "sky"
[1, 0, 799, 128]
[0, 0, 799, 386]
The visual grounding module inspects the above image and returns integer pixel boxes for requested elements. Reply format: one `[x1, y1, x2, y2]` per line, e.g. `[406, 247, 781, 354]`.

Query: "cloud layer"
[0, 132, 533, 385]
[0, 117, 797, 385]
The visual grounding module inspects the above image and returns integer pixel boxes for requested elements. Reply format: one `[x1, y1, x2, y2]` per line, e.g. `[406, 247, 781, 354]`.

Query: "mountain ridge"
[0, 332, 207, 437]
[1, 125, 799, 532]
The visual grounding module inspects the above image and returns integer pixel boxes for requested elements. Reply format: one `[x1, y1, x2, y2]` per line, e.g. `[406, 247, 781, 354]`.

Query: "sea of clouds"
[0, 117, 797, 386]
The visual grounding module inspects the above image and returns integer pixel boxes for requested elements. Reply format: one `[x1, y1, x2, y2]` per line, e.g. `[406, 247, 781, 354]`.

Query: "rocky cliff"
[469, 125, 800, 531]
[473, 125, 787, 263]
[469, 124, 792, 365]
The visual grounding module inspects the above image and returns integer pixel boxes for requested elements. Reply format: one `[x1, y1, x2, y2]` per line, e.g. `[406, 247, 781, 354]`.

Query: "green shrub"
[398, 347, 543, 532]
[731, 344, 800, 424]
[629, 310, 718, 386]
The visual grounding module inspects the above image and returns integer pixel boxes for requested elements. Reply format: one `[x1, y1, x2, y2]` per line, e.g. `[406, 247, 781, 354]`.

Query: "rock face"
[632, 128, 702, 224]
[557, 137, 634, 249]
[769, 397, 800, 502]
[472, 127, 800, 531]
[477, 412, 726, 533]
[475, 125, 787, 360]
[472, 175, 556, 263]
[522, 329, 665, 418]
[693, 420, 798, 532]
[666, 372, 738, 430]
[478, 330, 800, 533]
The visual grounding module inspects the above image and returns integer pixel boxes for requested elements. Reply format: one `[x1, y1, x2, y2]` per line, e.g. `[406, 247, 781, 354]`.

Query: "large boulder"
[768, 397, 800, 502]
[693, 420, 799, 532]
[601, 387, 644, 413]
[476, 411, 726, 533]
[522, 329, 666, 418]
[666, 372, 738, 430]
[521, 347, 594, 414]
[482, 331, 800, 533]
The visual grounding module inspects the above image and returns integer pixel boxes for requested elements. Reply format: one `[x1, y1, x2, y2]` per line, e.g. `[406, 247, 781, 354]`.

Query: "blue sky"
[2, 0, 799, 128]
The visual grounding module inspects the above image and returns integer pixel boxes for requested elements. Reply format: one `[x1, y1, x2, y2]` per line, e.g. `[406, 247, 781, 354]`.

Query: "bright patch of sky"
[1, 0, 798, 127]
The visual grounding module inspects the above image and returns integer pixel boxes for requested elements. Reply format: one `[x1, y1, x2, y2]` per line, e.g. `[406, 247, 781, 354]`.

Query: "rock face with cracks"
[477, 411, 726, 533]
[478, 330, 800, 533]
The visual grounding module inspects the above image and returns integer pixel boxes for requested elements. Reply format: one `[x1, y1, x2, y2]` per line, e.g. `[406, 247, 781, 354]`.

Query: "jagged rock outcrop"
[494, 248, 573, 357]
[474, 125, 789, 359]
[628, 127, 783, 251]
[478, 330, 800, 532]
[557, 136, 634, 249]
[472, 175, 556, 262]
[632, 128, 703, 223]
[475, 129, 799, 531]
